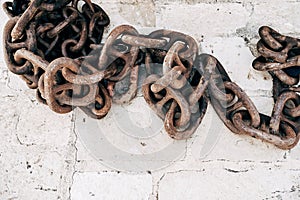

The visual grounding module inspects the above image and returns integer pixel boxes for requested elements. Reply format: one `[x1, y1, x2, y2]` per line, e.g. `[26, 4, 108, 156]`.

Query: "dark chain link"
[2, 0, 300, 149]
[251, 26, 300, 149]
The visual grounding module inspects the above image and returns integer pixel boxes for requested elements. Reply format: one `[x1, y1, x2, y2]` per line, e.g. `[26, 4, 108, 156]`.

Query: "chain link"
[2, 0, 300, 149]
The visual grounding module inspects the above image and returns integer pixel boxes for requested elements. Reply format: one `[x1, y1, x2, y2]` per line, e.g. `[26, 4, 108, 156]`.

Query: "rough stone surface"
[71, 172, 152, 200]
[1, 0, 300, 199]
[156, 3, 250, 38]
[158, 168, 300, 200]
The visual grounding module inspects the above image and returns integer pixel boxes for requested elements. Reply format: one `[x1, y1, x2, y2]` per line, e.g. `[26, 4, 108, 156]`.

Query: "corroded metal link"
[3, 2, 15, 17]
[83, 3, 110, 44]
[253, 57, 299, 86]
[14, 49, 44, 66]
[257, 26, 300, 63]
[270, 91, 300, 135]
[98, 25, 139, 81]
[121, 35, 167, 49]
[146, 30, 198, 81]
[88, 12, 109, 43]
[151, 66, 184, 93]
[82, 2, 110, 28]
[3, 0, 111, 118]
[164, 97, 208, 140]
[11, 0, 43, 41]
[143, 72, 208, 140]
[36, 23, 55, 37]
[113, 64, 139, 104]
[163, 42, 187, 74]
[162, 41, 190, 89]
[204, 50, 300, 149]
[46, 6, 79, 38]
[249, 26, 300, 148]
[143, 75, 191, 125]
[149, 29, 199, 60]
[224, 82, 261, 128]
[44, 58, 78, 113]
[4, 19, 44, 89]
[232, 111, 299, 150]
[3, 0, 30, 18]
[44, 57, 110, 114]
[253, 56, 300, 71]
[253, 26, 300, 86]
[40, 0, 72, 11]
[38, 74, 98, 108]
[199, 54, 234, 105]
[151, 42, 190, 92]
[203, 54, 299, 149]
[142, 35, 208, 139]
[143, 75, 206, 140]
[143, 41, 209, 139]
[189, 54, 220, 110]
[4, 17, 32, 75]
[81, 2, 101, 18]
[209, 81, 261, 134]
[61, 19, 88, 55]
[80, 84, 112, 119]
[52, 84, 98, 107]
[61, 65, 116, 85]
[164, 56, 209, 139]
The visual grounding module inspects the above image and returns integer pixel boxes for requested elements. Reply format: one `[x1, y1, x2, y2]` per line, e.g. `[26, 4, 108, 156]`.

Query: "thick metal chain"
[2, 0, 300, 149]
[251, 26, 300, 149]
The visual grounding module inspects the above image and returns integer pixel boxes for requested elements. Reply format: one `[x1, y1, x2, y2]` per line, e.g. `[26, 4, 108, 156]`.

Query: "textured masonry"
[0, 0, 300, 199]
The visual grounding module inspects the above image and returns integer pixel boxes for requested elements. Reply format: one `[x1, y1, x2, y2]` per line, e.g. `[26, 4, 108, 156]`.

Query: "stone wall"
[0, 0, 300, 199]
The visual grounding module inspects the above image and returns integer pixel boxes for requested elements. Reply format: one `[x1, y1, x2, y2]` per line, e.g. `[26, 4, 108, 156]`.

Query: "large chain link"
[2, 0, 300, 149]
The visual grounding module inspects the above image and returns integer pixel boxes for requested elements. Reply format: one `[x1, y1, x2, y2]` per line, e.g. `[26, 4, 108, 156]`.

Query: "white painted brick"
[290, 144, 300, 161]
[0, 145, 75, 200]
[116, 0, 156, 27]
[1, 0, 300, 199]
[92, 0, 156, 30]
[156, 3, 249, 38]
[70, 172, 152, 200]
[190, 105, 287, 162]
[0, 86, 74, 146]
[15, 101, 74, 146]
[201, 37, 273, 93]
[158, 169, 300, 200]
[255, 2, 300, 34]
[244, 2, 300, 37]
[156, 0, 299, 4]
[75, 139, 112, 172]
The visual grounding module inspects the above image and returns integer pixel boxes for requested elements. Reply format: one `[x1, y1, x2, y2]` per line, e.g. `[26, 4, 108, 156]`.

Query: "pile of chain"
[3, 0, 110, 118]
[3, 0, 300, 149]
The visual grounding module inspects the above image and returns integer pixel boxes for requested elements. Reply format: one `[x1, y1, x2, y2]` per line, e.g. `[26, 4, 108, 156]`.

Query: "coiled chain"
[3, 0, 300, 149]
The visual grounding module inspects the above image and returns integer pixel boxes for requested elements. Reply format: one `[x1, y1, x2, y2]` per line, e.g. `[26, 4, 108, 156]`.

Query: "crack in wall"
[224, 168, 249, 173]
[154, 169, 206, 199]
[263, 185, 300, 200]
[34, 186, 58, 192]
[14, 114, 36, 147]
[68, 113, 79, 200]
[154, 173, 166, 200]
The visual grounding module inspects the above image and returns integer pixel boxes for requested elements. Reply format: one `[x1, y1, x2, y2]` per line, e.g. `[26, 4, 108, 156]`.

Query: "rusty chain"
[2, 0, 300, 149]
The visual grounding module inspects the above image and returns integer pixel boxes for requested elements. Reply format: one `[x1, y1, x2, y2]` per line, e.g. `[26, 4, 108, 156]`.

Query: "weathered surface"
[1, 0, 300, 199]
[71, 172, 152, 200]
